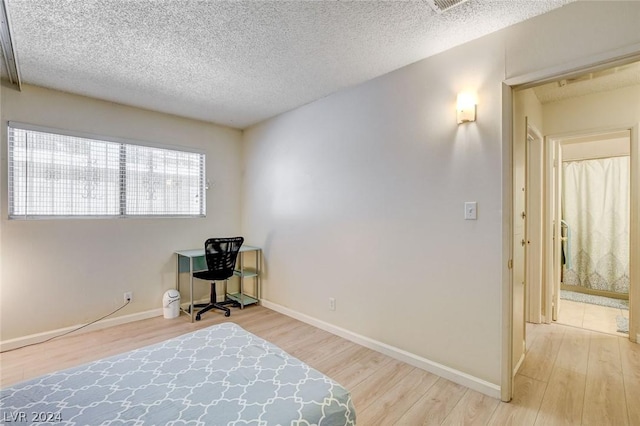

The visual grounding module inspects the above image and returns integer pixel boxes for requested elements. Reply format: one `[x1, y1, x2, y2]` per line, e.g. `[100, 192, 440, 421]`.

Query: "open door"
[510, 113, 528, 380]
[526, 122, 544, 323]
[552, 140, 562, 322]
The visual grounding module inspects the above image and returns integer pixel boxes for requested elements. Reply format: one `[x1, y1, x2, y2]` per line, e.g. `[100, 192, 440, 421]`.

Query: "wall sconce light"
[457, 92, 477, 124]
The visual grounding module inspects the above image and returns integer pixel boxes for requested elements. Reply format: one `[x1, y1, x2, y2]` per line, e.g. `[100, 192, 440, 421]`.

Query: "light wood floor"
[557, 299, 629, 337]
[1, 306, 639, 425]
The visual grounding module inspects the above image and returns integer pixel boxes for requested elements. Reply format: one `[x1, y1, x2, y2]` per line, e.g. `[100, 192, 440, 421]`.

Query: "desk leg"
[239, 252, 245, 309]
[176, 255, 180, 294]
[176, 254, 194, 322]
[189, 257, 194, 322]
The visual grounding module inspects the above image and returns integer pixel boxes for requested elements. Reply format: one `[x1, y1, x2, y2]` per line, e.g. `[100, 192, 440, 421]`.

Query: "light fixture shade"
[457, 92, 476, 124]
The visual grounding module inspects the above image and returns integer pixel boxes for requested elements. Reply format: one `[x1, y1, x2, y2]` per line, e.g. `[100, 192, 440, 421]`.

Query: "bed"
[0, 323, 356, 425]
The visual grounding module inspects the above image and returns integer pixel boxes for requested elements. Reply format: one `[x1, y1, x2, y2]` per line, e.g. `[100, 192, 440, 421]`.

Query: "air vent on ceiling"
[424, 0, 471, 14]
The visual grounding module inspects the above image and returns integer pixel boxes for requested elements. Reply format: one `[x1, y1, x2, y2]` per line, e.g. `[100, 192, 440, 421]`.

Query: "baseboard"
[260, 299, 501, 399]
[0, 308, 163, 352]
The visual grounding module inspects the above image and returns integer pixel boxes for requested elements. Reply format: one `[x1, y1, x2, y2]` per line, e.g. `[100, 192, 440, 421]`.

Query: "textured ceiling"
[5, 0, 574, 129]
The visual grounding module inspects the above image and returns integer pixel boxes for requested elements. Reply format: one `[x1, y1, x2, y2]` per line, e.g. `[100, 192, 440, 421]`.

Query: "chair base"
[192, 280, 240, 321]
[193, 299, 240, 320]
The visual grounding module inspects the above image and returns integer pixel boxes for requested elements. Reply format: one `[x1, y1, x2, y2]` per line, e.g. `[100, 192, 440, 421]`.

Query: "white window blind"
[8, 123, 205, 219]
[124, 144, 205, 216]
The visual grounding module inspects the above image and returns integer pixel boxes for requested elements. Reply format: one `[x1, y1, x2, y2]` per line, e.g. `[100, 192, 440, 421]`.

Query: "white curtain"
[562, 156, 630, 294]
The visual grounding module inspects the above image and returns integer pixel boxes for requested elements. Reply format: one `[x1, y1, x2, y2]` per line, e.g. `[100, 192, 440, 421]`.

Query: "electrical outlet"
[329, 297, 336, 311]
[124, 292, 133, 303]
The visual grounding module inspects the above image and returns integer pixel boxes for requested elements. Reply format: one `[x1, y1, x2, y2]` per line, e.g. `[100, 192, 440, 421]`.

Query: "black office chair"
[192, 237, 244, 320]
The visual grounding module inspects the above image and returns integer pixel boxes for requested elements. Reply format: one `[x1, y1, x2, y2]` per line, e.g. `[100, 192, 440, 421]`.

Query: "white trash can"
[163, 289, 180, 319]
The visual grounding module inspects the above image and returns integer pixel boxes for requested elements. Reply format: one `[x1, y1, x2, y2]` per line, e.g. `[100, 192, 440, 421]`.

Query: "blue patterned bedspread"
[0, 323, 356, 425]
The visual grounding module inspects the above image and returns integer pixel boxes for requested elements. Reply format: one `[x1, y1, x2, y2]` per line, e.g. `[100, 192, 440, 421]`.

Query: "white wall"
[504, 1, 640, 81]
[242, 1, 640, 389]
[562, 136, 631, 161]
[0, 84, 243, 341]
[246, 31, 506, 385]
[0, 83, 3, 309]
[543, 85, 640, 135]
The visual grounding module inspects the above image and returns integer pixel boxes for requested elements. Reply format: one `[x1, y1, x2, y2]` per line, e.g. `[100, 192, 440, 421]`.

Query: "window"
[8, 122, 206, 218]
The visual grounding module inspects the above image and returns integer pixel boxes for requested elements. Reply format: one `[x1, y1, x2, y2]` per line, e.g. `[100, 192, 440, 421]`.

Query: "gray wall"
[241, 1, 640, 388]
[0, 84, 243, 341]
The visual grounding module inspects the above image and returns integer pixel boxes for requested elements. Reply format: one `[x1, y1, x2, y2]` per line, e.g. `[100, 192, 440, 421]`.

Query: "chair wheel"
[195, 314, 201, 321]
[225, 311, 231, 317]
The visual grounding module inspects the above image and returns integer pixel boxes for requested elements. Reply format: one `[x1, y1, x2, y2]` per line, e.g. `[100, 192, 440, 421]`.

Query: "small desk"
[175, 245, 262, 322]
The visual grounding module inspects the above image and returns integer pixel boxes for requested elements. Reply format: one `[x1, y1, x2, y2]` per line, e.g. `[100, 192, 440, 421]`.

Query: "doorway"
[512, 60, 638, 341]
[503, 59, 640, 401]
[552, 131, 631, 337]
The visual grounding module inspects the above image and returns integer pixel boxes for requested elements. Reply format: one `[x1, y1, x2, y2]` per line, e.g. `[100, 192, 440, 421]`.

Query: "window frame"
[7, 121, 207, 220]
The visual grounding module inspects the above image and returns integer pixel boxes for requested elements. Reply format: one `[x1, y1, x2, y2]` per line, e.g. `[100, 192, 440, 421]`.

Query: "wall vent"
[424, 0, 471, 14]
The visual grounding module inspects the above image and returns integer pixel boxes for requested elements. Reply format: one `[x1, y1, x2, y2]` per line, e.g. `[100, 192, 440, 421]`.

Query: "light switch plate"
[465, 202, 477, 220]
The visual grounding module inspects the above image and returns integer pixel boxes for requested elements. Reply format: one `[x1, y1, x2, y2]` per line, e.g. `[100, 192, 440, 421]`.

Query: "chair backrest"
[203, 237, 244, 280]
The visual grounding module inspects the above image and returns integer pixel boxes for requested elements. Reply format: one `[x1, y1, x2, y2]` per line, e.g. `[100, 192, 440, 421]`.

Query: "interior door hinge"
[508, 259, 513, 269]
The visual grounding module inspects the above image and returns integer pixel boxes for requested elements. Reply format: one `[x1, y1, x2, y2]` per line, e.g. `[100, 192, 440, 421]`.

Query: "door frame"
[546, 125, 638, 339]
[501, 47, 640, 402]
[501, 83, 514, 402]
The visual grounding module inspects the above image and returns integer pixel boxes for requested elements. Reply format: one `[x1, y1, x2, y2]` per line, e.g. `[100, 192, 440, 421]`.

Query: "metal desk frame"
[175, 245, 261, 322]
